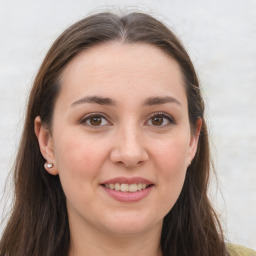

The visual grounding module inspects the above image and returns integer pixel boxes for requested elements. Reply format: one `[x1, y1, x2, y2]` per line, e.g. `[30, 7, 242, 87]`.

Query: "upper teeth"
[105, 183, 148, 192]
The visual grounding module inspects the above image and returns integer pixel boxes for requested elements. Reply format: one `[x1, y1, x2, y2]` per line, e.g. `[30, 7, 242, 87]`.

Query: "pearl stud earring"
[44, 163, 54, 169]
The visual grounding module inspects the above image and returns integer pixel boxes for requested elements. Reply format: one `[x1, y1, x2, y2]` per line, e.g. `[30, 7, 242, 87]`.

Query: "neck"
[68, 218, 163, 256]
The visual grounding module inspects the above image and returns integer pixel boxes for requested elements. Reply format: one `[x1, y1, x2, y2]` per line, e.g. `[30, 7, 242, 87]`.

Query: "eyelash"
[80, 112, 111, 128]
[80, 112, 175, 128]
[146, 112, 176, 127]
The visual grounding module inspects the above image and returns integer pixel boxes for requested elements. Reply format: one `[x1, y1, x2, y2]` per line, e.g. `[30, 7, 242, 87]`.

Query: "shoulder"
[227, 244, 256, 256]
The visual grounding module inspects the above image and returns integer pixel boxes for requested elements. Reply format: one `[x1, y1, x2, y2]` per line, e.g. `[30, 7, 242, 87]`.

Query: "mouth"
[101, 183, 153, 193]
[100, 177, 154, 202]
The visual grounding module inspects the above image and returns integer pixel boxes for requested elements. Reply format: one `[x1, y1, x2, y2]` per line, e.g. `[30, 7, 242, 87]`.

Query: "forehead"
[58, 42, 186, 106]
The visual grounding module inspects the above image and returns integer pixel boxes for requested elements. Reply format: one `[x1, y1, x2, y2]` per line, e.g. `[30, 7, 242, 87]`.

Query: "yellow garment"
[227, 244, 256, 256]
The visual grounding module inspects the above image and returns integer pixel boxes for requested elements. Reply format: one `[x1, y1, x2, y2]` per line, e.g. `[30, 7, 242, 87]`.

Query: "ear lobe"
[188, 118, 202, 166]
[34, 116, 58, 175]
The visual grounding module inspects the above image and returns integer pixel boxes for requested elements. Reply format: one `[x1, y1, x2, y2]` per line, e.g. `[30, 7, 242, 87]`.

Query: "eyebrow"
[143, 96, 181, 106]
[71, 96, 117, 107]
[71, 95, 181, 107]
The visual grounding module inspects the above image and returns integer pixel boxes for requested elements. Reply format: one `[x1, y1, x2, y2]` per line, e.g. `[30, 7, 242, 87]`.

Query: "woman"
[0, 11, 255, 256]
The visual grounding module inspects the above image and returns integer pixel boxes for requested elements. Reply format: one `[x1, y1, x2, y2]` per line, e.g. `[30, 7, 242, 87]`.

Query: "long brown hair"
[0, 11, 228, 256]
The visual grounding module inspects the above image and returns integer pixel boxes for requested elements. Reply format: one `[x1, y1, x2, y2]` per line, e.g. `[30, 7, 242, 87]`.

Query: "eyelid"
[79, 111, 175, 128]
[80, 112, 112, 127]
[145, 111, 176, 126]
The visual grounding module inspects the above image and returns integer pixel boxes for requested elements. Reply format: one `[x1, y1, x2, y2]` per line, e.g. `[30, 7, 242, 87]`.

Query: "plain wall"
[0, 0, 255, 250]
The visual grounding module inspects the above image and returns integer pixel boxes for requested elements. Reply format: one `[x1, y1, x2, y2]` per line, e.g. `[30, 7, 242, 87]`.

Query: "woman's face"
[36, 42, 201, 237]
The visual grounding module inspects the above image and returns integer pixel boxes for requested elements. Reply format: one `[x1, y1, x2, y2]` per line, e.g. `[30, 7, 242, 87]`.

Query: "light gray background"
[0, 0, 255, 250]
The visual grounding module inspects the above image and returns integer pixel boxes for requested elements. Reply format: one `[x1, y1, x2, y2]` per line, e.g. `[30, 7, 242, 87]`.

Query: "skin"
[35, 42, 201, 256]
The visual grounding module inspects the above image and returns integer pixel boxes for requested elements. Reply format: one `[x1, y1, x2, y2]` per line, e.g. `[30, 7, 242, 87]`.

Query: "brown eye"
[82, 114, 110, 127]
[151, 116, 164, 126]
[89, 116, 102, 126]
[146, 113, 175, 127]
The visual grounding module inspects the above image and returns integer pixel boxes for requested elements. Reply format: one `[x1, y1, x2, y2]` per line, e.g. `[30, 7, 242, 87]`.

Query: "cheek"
[152, 138, 189, 207]
[53, 132, 109, 210]
[53, 131, 108, 191]
[154, 137, 189, 176]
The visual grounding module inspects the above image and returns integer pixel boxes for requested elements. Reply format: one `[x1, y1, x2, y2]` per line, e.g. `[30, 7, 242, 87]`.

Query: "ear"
[34, 116, 58, 175]
[187, 118, 202, 167]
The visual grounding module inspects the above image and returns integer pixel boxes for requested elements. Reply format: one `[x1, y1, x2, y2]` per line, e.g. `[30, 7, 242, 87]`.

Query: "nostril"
[110, 146, 149, 168]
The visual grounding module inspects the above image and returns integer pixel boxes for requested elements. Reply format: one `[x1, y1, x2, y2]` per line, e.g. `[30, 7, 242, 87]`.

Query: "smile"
[101, 177, 154, 202]
[103, 183, 150, 192]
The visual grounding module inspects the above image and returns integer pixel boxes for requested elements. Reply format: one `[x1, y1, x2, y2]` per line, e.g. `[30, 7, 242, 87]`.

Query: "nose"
[110, 126, 149, 168]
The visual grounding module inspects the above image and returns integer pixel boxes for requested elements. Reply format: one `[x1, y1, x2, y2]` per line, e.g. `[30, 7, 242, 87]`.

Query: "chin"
[100, 212, 163, 236]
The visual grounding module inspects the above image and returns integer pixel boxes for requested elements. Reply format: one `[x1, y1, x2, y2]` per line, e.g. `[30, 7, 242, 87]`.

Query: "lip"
[100, 177, 154, 203]
[101, 185, 153, 202]
[101, 177, 153, 185]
